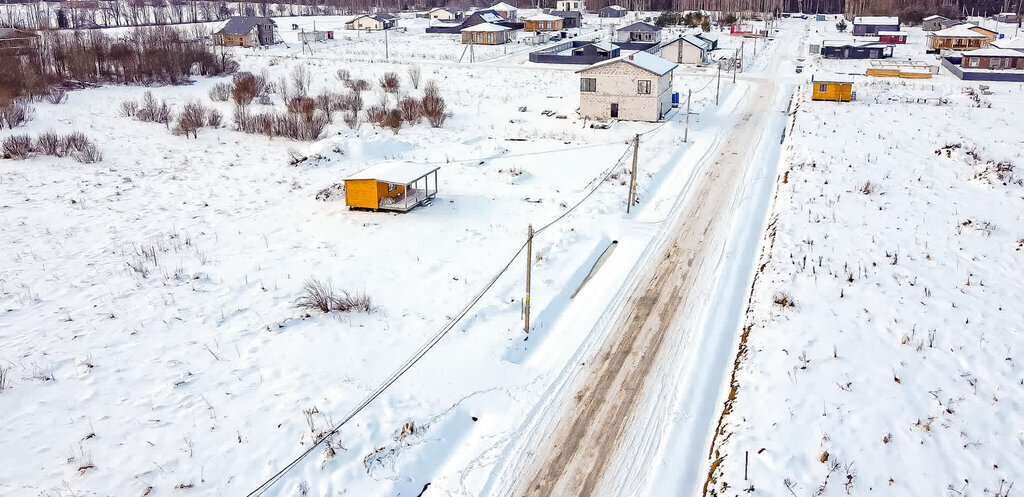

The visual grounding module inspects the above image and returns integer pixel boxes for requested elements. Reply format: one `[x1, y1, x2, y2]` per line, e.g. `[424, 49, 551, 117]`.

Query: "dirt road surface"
[505, 76, 782, 497]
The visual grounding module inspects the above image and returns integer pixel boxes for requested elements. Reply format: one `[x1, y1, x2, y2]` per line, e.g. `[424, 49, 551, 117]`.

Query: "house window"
[488, 32, 494, 43]
[818, 83, 828, 92]
[580, 77, 597, 92]
[638, 80, 652, 94]
[387, 183, 397, 192]
[969, 57, 979, 67]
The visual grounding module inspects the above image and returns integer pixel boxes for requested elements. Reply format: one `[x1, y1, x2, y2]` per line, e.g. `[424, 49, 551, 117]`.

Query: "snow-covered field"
[0, 13, 750, 497]
[709, 22, 1024, 497]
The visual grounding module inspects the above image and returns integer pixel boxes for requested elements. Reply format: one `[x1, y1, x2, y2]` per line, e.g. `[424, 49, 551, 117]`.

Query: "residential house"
[577, 50, 677, 122]
[960, 48, 1024, 69]
[922, 15, 952, 31]
[614, 22, 661, 46]
[556, 0, 585, 11]
[345, 14, 396, 30]
[992, 36, 1024, 52]
[427, 7, 462, 21]
[820, 40, 894, 59]
[877, 31, 907, 43]
[489, 2, 518, 21]
[660, 34, 711, 64]
[928, 24, 991, 51]
[811, 73, 853, 101]
[968, 24, 999, 42]
[344, 163, 439, 212]
[461, 22, 515, 44]
[598, 5, 627, 17]
[992, 12, 1020, 23]
[552, 10, 583, 28]
[524, 13, 564, 32]
[852, 16, 899, 36]
[213, 17, 275, 47]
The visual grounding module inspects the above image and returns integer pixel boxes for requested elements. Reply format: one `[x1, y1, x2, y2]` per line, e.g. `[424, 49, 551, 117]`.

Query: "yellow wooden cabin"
[344, 163, 439, 212]
[524, 13, 564, 32]
[811, 74, 853, 102]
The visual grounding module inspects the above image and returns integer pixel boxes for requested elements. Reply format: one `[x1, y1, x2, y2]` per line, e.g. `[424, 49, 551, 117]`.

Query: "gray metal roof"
[617, 21, 660, 32]
[215, 16, 273, 35]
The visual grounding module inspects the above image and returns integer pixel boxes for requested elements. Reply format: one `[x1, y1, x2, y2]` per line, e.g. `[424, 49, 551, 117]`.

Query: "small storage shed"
[461, 23, 514, 44]
[878, 31, 907, 43]
[525, 13, 564, 32]
[922, 15, 951, 31]
[344, 163, 440, 212]
[811, 73, 853, 101]
[599, 5, 627, 17]
[852, 16, 899, 36]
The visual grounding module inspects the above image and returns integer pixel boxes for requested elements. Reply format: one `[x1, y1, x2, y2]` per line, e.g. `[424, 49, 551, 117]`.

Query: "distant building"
[928, 24, 991, 51]
[427, 7, 462, 21]
[213, 17, 275, 47]
[461, 22, 514, 44]
[345, 14, 396, 30]
[820, 40, 894, 59]
[598, 5, 627, 17]
[660, 34, 712, 64]
[811, 73, 853, 101]
[967, 25, 999, 42]
[555, 0, 585, 11]
[992, 12, 1020, 23]
[960, 48, 1024, 69]
[489, 2, 519, 21]
[552, 10, 583, 28]
[852, 16, 899, 36]
[344, 163, 439, 212]
[577, 51, 677, 122]
[524, 13, 564, 32]
[877, 31, 907, 44]
[921, 15, 952, 31]
[614, 22, 661, 45]
[992, 36, 1024, 52]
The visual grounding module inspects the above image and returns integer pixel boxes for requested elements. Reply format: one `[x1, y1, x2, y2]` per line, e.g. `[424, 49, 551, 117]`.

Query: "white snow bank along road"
[708, 77, 1024, 496]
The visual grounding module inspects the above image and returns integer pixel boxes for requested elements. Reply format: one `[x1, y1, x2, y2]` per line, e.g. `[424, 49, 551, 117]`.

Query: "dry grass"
[295, 278, 372, 313]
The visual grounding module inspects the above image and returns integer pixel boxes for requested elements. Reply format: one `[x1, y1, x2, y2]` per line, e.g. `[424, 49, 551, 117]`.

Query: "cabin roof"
[551, 10, 583, 19]
[813, 72, 854, 83]
[601, 5, 626, 10]
[347, 163, 440, 184]
[489, 2, 518, 11]
[461, 22, 511, 32]
[525, 13, 563, 21]
[877, 30, 908, 36]
[215, 16, 273, 35]
[962, 47, 1024, 57]
[617, 21, 660, 32]
[853, 16, 899, 25]
[993, 36, 1024, 48]
[578, 50, 677, 75]
[923, 15, 948, 21]
[932, 23, 990, 38]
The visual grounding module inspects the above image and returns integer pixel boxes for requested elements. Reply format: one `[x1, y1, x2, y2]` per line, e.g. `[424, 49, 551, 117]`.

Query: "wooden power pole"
[716, 64, 721, 105]
[524, 224, 533, 333]
[684, 89, 691, 142]
[627, 134, 639, 213]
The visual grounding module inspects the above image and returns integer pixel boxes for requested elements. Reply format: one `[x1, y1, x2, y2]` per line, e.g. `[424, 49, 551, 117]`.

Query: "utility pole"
[684, 89, 691, 142]
[716, 64, 721, 105]
[524, 224, 533, 333]
[384, 28, 389, 61]
[733, 48, 737, 83]
[627, 134, 639, 213]
[740, 40, 744, 73]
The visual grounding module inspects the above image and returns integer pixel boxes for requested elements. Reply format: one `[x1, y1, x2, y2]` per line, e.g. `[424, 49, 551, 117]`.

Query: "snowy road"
[483, 25, 803, 497]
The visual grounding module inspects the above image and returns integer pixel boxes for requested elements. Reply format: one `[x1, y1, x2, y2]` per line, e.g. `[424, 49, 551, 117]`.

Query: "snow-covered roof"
[590, 41, 619, 51]
[923, 15, 948, 21]
[877, 31, 908, 36]
[578, 50, 677, 76]
[489, 2, 518, 11]
[602, 5, 626, 10]
[473, 11, 505, 23]
[525, 13, 563, 21]
[347, 163, 440, 184]
[461, 22, 511, 32]
[666, 34, 711, 50]
[215, 16, 273, 35]
[931, 23, 990, 38]
[961, 47, 1024, 57]
[853, 16, 899, 25]
[617, 21, 660, 32]
[821, 40, 888, 47]
[993, 36, 1024, 49]
[813, 72, 854, 83]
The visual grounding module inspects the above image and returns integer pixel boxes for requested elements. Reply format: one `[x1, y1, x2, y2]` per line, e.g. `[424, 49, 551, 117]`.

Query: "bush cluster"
[2, 131, 102, 163]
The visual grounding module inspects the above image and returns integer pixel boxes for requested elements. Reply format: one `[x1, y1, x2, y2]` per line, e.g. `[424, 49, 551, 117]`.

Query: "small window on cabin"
[818, 84, 828, 92]
[388, 183, 397, 192]
[969, 57, 979, 67]
[581, 77, 597, 92]
[638, 80, 652, 94]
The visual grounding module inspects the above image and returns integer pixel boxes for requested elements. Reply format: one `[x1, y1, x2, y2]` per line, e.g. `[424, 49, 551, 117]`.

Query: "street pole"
[684, 89, 691, 142]
[740, 40, 744, 73]
[524, 224, 533, 333]
[733, 48, 737, 83]
[716, 64, 721, 105]
[384, 28, 389, 61]
[627, 134, 639, 213]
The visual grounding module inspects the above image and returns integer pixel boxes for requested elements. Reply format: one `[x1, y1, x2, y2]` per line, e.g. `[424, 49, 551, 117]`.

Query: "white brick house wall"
[578, 61, 673, 122]
[661, 39, 704, 64]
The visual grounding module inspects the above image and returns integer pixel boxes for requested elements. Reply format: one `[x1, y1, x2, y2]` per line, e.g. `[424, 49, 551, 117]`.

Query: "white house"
[427, 7, 461, 21]
[489, 1, 518, 21]
[577, 50, 677, 122]
[660, 34, 711, 64]
[556, 0, 585, 11]
[345, 14, 395, 30]
[614, 22, 661, 44]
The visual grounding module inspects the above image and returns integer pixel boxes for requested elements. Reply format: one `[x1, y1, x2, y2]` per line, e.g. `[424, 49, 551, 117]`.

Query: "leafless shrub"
[335, 68, 351, 82]
[0, 366, 9, 392]
[291, 66, 311, 97]
[773, 291, 795, 308]
[421, 94, 449, 128]
[62, 131, 91, 153]
[209, 81, 232, 102]
[36, 131, 64, 156]
[71, 141, 103, 164]
[343, 111, 359, 129]
[46, 87, 68, 104]
[423, 79, 440, 98]
[207, 108, 223, 128]
[120, 100, 138, 117]
[382, 109, 403, 134]
[287, 96, 316, 118]
[2, 134, 34, 159]
[0, 100, 33, 129]
[407, 66, 422, 89]
[345, 78, 370, 94]
[314, 93, 341, 116]
[340, 92, 363, 113]
[135, 91, 173, 127]
[858, 181, 875, 195]
[232, 72, 259, 106]
[399, 97, 422, 123]
[296, 278, 335, 313]
[233, 107, 328, 141]
[366, 104, 386, 126]
[174, 101, 208, 138]
[333, 291, 372, 313]
[379, 72, 400, 94]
